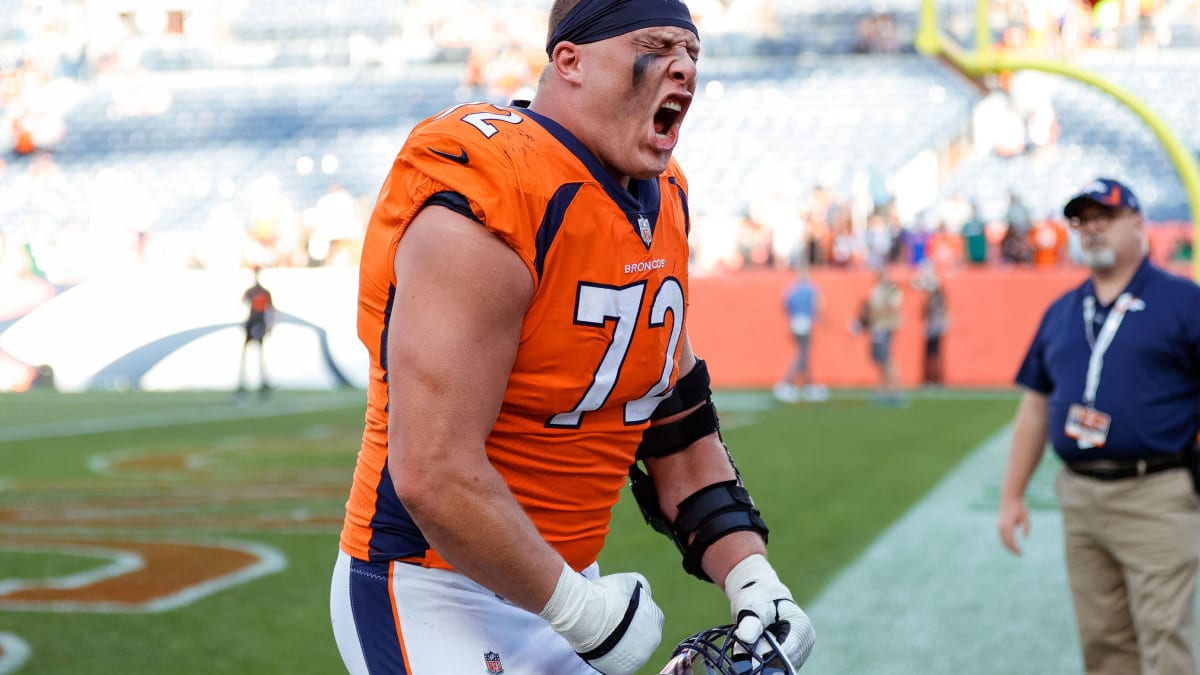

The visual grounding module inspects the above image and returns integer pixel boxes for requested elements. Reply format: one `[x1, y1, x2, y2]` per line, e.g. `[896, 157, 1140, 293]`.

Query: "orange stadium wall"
[691, 266, 1121, 390]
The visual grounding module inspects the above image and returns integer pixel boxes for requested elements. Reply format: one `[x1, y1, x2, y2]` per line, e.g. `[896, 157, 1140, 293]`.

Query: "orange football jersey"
[340, 102, 693, 572]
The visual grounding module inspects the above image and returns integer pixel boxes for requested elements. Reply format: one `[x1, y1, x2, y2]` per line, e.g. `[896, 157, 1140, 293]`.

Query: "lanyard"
[1082, 292, 1132, 407]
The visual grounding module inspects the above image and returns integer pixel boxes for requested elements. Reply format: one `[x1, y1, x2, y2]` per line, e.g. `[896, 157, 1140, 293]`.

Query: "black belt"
[1066, 454, 1186, 481]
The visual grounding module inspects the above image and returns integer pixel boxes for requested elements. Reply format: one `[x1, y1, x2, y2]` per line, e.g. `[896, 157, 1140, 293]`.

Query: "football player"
[331, 1, 815, 673]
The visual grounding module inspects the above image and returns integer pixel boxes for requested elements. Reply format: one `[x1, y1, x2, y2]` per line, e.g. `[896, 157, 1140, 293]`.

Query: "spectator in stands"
[1031, 216, 1067, 267]
[852, 12, 900, 54]
[997, 177, 1200, 675]
[1171, 234, 1193, 263]
[236, 266, 275, 401]
[863, 213, 894, 269]
[905, 218, 929, 267]
[926, 222, 962, 271]
[1005, 191, 1034, 236]
[1138, 0, 1158, 47]
[11, 113, 35, 156]
[960, 201, 989, 266]
[1001, 222, 1035, 264]
[808, 207, 835, 266]
[774, 266, 827, 403]
[886, 212, 907, 264]
[737, 211, 773, 268]
[829, 218, 859, 268]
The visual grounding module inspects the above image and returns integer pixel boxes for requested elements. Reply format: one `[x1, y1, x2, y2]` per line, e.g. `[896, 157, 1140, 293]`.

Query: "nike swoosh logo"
[428, 146, 469, 165]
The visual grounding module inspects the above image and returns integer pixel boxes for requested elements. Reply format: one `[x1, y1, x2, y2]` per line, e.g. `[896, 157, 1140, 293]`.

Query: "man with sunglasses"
[997, 178, 1200, 675]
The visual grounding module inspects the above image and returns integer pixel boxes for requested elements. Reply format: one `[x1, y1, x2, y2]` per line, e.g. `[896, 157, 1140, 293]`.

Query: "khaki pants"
[1056, 467, 1200, 675]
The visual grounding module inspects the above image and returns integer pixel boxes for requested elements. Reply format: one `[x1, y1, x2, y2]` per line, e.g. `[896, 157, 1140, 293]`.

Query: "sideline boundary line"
[802, 424, 1084, 675]
[0, 391, 364, 442]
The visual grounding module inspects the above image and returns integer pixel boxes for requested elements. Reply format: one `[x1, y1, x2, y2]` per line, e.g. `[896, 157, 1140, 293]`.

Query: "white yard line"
[0, 633, 30, 675]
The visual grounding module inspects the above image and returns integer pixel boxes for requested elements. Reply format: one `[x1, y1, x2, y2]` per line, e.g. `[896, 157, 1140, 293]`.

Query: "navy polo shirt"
[1015, 257, 1200, 462]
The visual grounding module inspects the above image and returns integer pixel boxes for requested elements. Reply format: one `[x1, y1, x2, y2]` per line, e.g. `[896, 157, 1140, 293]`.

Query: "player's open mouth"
[651, 96, 687, 149]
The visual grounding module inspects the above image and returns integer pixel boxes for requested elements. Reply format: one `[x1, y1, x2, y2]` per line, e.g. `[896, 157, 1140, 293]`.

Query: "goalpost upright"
[915, 0, 1200, 280]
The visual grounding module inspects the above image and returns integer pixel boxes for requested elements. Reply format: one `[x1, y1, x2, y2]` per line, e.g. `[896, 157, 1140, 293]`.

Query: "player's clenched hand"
[539, 562, 664, 675]
[724, 554, 815, 670]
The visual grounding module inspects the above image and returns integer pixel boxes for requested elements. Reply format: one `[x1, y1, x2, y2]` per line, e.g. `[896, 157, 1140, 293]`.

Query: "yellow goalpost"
[915, 0, 1200, 280]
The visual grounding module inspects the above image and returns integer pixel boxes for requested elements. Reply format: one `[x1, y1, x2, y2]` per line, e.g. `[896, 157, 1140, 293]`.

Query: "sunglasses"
[1067, 209, 1134, 231]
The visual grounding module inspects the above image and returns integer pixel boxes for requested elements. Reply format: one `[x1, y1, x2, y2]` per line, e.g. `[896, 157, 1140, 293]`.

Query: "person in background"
[860, 266, 905, 407]
[997, 178, 1200, 675]
[774, 265, 828, 403]
[330, 2, 815, 674]
[1031, 216, 1066, 268]
[914, 263, 948, 387]
[236, 266, 274, 400]
[1000, 222, 1035, 264]
[960, 201, 988, 266]
[1005, 190, 1033, 236]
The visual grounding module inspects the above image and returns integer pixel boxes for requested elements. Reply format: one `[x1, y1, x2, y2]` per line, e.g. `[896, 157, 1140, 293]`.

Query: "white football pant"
[330, 550, 603, 675]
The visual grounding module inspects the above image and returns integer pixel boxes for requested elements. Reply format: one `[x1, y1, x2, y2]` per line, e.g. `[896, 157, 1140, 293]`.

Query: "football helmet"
[658, 623, 796, 675]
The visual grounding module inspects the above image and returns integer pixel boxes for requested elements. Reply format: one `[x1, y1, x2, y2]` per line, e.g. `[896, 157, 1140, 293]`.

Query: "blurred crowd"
[3, 152, 1191, 291]
[699, 180, 1193, 276]
[1, 0, 1197, 288]
[0, 150, 370, 285]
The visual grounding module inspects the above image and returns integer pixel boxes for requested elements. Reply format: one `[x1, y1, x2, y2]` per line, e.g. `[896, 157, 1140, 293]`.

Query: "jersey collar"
[513, 104, 662, 217]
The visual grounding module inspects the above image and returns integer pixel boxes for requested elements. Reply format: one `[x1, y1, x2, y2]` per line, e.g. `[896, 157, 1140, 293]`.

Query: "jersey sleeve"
[395, 107, 541, 281]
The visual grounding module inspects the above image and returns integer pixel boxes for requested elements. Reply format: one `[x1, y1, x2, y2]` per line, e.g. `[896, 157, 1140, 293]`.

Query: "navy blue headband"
[546, 0, 697, 59]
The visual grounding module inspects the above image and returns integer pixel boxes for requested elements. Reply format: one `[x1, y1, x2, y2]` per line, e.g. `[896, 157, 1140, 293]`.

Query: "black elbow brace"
[652, 358, 712, 420]
[636, 359, 718, 461]
[628, 470, 770, 583]
[675, 480, 769, 582]
[628, 358, 768, 582]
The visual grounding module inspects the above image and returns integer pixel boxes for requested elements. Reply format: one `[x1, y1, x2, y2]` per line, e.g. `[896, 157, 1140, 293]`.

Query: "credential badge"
[637, 214, 652, 246]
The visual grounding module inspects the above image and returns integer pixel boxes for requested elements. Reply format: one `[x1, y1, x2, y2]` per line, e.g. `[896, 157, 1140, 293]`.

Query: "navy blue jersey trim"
[535, 183, 583, 280]
[667, 176, 690, 236]
[379, 285, 395, 376]
[423, 191, 481, 224]
[515, 106, 663, 245]
[348, 558, 410, 674]
[367, 462, 433, 562]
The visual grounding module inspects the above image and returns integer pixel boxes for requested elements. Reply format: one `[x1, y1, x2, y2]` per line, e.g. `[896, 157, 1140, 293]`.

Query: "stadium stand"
[678, 54, 979, 227]
[0, 0, 1194, 281]
[935, 48, 1200, 224]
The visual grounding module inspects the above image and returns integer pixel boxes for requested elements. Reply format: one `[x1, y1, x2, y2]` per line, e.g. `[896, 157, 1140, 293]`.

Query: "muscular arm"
[997, 388, 1050, 556]
[385, 205, 562, 613]
[643, 335, 768, 590]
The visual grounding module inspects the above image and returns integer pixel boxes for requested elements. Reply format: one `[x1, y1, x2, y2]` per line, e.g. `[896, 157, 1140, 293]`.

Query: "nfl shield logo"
[483, 651, 504, 674]
[637, 214, 652, 246]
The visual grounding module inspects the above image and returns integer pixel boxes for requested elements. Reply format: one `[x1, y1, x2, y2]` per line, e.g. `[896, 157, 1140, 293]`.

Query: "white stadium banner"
[0, 268, 369, 393]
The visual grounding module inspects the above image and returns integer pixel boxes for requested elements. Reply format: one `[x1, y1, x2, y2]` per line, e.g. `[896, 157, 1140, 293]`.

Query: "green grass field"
[0, 388, 1018, 674]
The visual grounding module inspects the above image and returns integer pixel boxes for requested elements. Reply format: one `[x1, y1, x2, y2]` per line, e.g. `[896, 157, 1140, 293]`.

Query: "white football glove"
[539, 562, 664, 675]
[724, 554, 816, 670]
